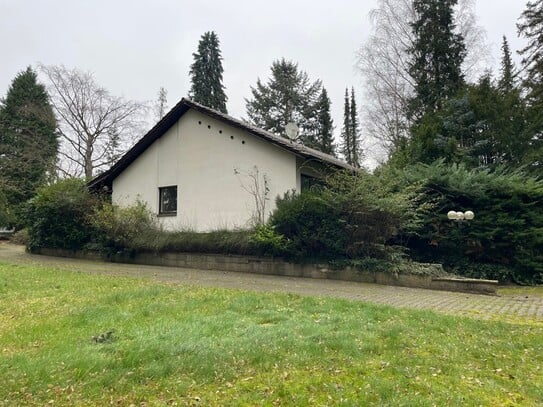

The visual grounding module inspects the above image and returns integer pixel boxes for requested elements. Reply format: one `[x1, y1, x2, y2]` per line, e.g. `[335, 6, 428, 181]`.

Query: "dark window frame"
[158, 186, 178, 216]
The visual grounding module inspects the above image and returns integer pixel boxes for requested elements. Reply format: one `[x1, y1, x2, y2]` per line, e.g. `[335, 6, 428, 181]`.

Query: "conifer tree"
[408, 0, 466, 120]
[350, 88, 362, 167]
[340, 88, 352, 164]
[0, 67, 58, 224]
[189, 31, 228, 113]
[245, 59, 321, 143]
[314, 88, 335, 155]
[518, 0, 543, 172]
[498, 36, 516, 93]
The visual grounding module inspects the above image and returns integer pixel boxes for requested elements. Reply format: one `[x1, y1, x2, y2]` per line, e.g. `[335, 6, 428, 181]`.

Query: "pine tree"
[518, 0, 543, 97]
[408, 0, 466, 120]
[0, 67, 58, 224]
[350, 88, 362, 167]
[340, 88, 352, 164]
[518, 0, 543, 173]
[498, 36, 515, 93]
[245, 59, 321, 143]
[189, 31, 228, 113]
[314, 88, 335, 156]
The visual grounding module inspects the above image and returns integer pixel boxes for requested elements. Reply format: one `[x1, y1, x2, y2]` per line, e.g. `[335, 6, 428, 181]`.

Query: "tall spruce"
[189, 31, 228, 113]
[408, 0, 466, 120]
[0, 66, 58, 224]
[340, 88, 352, 163]
[315, 88, 335, 155]
[498, 36, 516, 93]
[350, 88, 361, 167]
[245, 59, 321, 144]
[518, 0, 543, 172]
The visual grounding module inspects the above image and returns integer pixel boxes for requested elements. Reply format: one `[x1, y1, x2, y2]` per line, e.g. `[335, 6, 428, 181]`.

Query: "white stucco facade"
[112, 109, 300, 231]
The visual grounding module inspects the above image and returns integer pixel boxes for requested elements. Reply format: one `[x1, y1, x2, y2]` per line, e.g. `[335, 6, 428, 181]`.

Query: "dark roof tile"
[89, 98, 355, 190]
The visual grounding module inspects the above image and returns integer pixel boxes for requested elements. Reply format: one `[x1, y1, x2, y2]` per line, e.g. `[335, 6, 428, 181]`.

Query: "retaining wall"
[34, 248, 498, 295]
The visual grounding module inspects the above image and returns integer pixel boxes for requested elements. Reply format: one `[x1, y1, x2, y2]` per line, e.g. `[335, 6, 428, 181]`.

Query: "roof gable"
[89, 98, 355, 189]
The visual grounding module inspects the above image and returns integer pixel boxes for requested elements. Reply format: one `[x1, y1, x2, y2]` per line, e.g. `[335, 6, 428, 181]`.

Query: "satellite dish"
[285, 123, 299, 140]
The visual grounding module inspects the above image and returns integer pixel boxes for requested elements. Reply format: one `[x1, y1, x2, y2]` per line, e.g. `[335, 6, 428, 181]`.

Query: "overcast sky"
[0, 0, 528, 163]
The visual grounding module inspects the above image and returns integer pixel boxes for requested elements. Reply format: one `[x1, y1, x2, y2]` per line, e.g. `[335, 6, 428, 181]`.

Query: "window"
[159, 186, 177, 215]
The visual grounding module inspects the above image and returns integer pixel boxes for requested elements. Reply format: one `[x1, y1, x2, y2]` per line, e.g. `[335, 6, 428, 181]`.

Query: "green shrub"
[248, 224, 290, 256]
[25, 179, 100, 251]
[93, 200, 159, 252]
[144, 229, 253, 255]
[270, 171, 410, 261]
[397, 162, 543, 284]
[270, 190, 345, 259]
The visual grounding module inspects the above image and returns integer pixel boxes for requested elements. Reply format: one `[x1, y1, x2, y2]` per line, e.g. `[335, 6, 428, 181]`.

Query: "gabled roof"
[88, 97, 356, 190]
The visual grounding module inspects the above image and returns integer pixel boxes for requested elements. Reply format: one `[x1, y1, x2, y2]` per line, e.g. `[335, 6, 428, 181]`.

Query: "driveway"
[1, 243, 542, 323]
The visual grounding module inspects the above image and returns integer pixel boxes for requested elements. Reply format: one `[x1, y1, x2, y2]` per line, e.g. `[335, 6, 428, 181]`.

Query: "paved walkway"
[1, 243, 542, 323]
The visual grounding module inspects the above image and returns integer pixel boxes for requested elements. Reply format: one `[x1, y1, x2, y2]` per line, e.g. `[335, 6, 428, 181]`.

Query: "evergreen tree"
[408, 0, 466, 120]
[403, 75, 528, 168]
[0, 67, 58, 224]
[245, 59, 321, 144]
[340, 88, 352, 163]
[350, 88, 362, 167]
[189, 31, 228, 113]
[314, 88, 335, 155]
[498, 36, 516, 93]
[518, 0, 543, 172]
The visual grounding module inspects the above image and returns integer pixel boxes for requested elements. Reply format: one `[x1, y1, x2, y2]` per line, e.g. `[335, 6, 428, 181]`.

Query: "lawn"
[0, 262, 542, 406]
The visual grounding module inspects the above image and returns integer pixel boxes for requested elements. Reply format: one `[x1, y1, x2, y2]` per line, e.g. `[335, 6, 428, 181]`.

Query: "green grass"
[1, 263, 542, 406]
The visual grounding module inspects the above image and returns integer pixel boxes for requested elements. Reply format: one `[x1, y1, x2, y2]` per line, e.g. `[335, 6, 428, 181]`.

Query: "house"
[89, 98, 355, 231]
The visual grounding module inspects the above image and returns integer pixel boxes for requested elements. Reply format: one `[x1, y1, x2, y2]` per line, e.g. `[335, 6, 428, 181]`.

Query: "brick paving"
[1, 243, 542, 323]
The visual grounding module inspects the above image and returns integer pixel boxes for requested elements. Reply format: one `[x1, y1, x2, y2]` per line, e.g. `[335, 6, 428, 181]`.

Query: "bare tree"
[154, 87, 168, 121]
[234, 166, 270, 226]
[357, 0, 491, 161]
[40, 65, 147, 179]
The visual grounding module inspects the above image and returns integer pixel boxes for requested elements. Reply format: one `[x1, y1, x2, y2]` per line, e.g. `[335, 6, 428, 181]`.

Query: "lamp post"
[447, 210, 475, 222]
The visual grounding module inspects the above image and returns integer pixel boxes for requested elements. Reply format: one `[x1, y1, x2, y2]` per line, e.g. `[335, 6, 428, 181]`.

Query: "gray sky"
[0, 0, 528, 161]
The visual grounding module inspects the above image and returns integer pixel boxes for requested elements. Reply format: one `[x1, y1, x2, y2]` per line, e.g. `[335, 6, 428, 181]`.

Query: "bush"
[270, 171, 410, 261]
[92, 201, 255, 255]
[397, 162, 543, 284]
[10, 229, 29, 245]
[25, 179, 100, 251]
[248, 224, 290, 257]
[153, 229, 253, 255]
[93, 201, 159, 252]
[270, 190, 345, 259]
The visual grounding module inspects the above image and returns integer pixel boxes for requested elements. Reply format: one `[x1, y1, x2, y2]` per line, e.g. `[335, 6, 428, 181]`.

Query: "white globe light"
[447, 210, 458, 220]
[464, 210, 475, 220]
[456, 211, 465, 220]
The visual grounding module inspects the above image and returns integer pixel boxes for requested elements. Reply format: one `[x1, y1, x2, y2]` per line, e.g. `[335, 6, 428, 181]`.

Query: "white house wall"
[112, 109, 298, 231]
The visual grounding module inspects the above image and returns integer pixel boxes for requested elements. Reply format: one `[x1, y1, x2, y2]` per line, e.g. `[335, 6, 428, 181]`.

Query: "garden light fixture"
[447, 210, 475, 221]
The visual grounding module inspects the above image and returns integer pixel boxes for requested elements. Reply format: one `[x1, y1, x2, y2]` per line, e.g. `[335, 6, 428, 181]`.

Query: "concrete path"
[1, 243, 542, 323]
